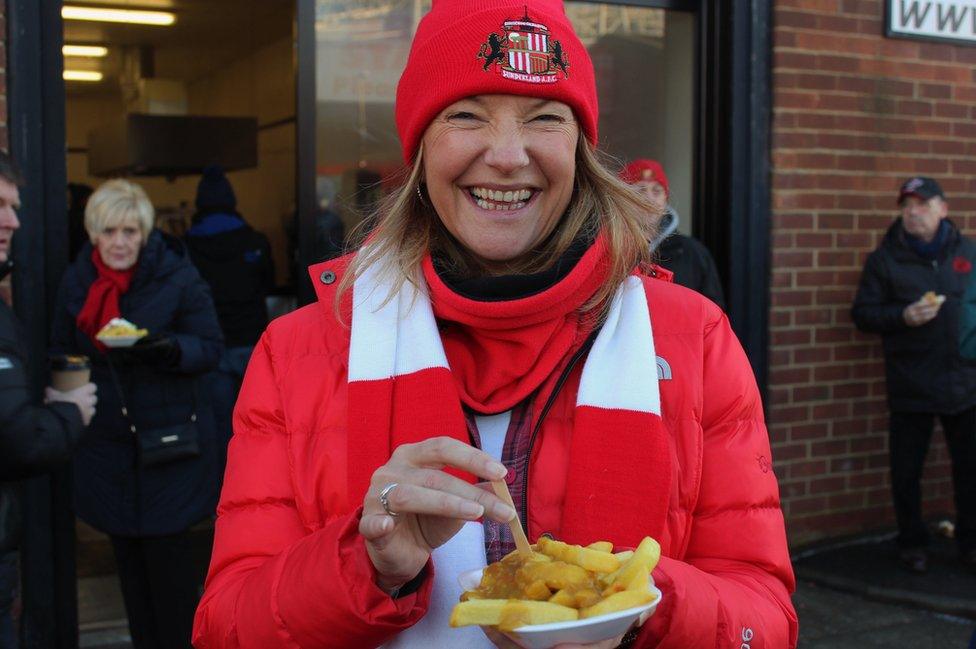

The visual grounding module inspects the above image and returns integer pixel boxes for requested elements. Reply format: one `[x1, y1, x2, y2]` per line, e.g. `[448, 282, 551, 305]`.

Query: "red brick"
[833, 382, 869, 398]
[771, 270, 793, 288]
[774, 213, 815, 229]
[796, 271, 835, 287]
[774, 442, 810, 462]
[835, 232, 873, 248]
[814, 364, 851, 381]
[795, 308, 833, 325]
[773, 251, 815, 267]
[787, 460, 829, 480]
[809, 476, 847, 494]
[770, 366, 812, 384]
[836, 418, 875, 437]
[810, 402, 851, 421]
[935, 103, 969, 119]
[795, 384, 832, 402]
[818, 214, 853, 229]
[791, 422, 830, 440]
[770, 404, 811, 424]
[815, 327, 854, 344]
[866, 487, 891, 506]
[795, 233, 833, 248]
[811, 439, 849, 456]
[777, 0, 840, 12]
[791, 495, 829, 515]
[920, 83, 952, 100]
[771, 290, 814, 307]
[828, 492, 867, 510]
[770, 326, 811, 347]
[849, 470, 887, 488]
[834, 345, 871, 361]
[831, 456, 866, 473]
[780, 481, 809, 499]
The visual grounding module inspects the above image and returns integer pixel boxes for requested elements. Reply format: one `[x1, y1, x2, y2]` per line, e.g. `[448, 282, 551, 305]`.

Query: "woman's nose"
[483, 128, 530, 173]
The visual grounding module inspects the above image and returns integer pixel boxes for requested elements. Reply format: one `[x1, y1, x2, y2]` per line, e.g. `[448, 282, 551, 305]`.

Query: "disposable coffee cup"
[50, 355, 91, 392]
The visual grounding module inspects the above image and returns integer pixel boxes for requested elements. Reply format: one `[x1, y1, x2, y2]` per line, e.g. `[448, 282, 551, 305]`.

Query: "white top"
[382, 411, 511, 649]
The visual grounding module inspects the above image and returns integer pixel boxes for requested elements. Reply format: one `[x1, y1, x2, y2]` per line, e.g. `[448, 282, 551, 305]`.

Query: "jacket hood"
[650, 207, 680, 252]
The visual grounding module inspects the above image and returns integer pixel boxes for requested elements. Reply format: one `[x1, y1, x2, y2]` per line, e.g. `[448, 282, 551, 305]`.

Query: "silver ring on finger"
[379, 482, 400, 517]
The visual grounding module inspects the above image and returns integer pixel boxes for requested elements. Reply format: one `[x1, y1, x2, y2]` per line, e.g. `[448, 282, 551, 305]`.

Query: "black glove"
[110, 334, 181, 368]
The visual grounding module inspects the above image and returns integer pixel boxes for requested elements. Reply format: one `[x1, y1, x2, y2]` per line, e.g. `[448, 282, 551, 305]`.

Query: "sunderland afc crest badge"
[478, 11, 569, 84]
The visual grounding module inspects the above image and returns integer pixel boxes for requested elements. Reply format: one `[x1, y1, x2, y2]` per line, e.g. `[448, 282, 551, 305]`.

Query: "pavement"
[78, 525, 976, 648]
[793, 525, 976, 648]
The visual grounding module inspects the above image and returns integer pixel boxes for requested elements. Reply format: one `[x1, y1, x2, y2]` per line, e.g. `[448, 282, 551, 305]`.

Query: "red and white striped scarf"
[345, 243, 672, 547]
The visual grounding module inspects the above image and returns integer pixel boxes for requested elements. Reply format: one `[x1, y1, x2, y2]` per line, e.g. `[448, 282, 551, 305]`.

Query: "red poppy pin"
[953, 256, 973, 274]
[478, 10, 569, 84]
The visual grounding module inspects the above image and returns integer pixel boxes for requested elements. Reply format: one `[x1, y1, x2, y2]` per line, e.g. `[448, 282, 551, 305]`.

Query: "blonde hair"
[85, 179, 154, 244]
[338, 137, 656, 321]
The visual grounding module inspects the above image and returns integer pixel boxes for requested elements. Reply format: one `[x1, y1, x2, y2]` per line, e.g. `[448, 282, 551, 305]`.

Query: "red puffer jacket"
[193, 259, 798, 649]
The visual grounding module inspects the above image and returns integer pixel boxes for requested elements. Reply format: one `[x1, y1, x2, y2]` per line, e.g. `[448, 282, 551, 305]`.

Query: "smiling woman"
[194, 1, 797, 648]
[421, 96, 579, 268]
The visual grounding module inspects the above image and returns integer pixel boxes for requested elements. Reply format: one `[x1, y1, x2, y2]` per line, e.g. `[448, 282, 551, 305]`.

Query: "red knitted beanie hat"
[395, 0, 598, 163]
[620, 159, 669, 197]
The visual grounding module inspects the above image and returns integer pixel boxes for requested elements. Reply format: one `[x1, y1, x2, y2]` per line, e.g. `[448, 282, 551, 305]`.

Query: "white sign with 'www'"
[889, 0, 976, 43]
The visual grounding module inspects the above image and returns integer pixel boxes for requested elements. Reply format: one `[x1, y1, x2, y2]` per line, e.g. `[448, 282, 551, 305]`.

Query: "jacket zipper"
[519, 329, 600, 534]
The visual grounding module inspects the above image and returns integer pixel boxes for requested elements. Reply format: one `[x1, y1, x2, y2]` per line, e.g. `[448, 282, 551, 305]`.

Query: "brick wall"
[770, 0, 974, 545]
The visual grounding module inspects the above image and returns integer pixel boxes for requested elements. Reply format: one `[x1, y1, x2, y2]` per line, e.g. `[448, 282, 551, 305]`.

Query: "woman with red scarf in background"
[194, 1, 797, 647]
[51, 179, 223, 649]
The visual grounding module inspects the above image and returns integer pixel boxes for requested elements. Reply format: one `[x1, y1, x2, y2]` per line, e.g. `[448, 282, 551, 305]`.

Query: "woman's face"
[95, 220, 143, 270]
[421, 94, 579, 267]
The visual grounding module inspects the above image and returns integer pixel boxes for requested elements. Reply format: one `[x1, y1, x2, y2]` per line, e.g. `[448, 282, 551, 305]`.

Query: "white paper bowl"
[97, 335, 143, 348]
[457, 568, 662, 649]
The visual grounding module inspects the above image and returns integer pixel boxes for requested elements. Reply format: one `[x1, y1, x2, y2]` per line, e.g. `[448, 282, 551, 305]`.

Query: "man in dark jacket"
[852, 176, 976, 574]
[185, 166, 274, 472]
[0, 153, 96, 648]
[620, 159, 725, 309]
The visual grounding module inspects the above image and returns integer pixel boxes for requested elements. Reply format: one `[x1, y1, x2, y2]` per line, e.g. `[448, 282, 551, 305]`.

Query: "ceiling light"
[61, 6, 176, 26]
[63, 45, 109, 58]
[63, 70, 104, 82]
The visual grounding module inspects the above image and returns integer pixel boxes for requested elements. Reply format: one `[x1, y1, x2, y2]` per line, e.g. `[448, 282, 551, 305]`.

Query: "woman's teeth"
[470, 187, 533, 211]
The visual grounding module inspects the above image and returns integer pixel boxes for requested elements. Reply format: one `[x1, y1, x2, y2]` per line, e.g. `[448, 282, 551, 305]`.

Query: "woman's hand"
[483, 627, 627, 649]
[45, 382, 97, 427]
[358, 437, 516, 593]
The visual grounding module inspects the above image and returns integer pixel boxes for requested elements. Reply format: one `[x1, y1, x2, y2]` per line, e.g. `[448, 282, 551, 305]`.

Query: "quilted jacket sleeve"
[192, 331, 431, 648]
[851, 250, 908, 334]
[638, 310, 798, 649]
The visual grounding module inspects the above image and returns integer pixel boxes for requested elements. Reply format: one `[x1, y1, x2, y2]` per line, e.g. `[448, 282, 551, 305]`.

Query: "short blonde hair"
[85, 179, 154, 243]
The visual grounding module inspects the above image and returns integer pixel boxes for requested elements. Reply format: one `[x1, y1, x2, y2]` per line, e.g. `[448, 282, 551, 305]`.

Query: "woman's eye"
[532, 114, 565, 123]
[448, 111, 478, 121]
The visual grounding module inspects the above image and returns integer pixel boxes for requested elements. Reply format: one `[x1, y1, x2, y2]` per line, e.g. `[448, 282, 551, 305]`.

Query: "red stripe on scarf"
[76, 248, 136, 350]
[561, 406, 671, 547]
[347, 367, 472, 501]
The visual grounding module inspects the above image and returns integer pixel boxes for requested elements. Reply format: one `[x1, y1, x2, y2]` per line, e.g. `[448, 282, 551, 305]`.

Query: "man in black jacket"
[852, 176, 976, 574]
[185, 166, 274, 475]
[0, 152, 96, 647]
[620, 159, 725, 309]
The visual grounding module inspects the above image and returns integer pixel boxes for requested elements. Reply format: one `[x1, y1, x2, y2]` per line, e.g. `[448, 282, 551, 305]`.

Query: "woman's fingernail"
[488, 462, 507, 479]
[496, 504, 516, 521]
[461, 502, 485, 518]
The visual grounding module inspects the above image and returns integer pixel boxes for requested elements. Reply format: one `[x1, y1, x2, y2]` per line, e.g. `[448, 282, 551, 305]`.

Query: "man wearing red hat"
[620, 159, 724, 309]
[853, 176, 976, 574]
